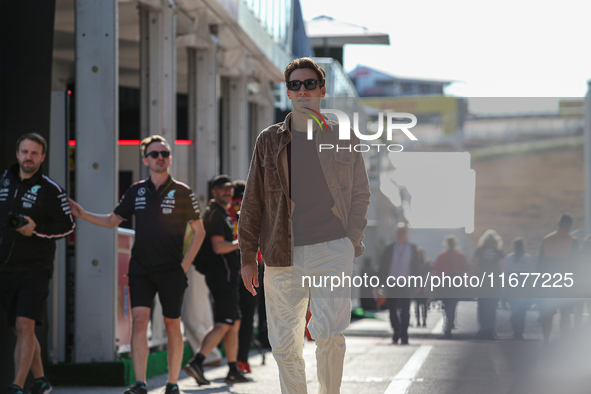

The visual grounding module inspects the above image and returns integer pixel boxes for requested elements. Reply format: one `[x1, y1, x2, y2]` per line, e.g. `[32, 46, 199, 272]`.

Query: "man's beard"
[216, 196, 231, 206]
[20, 161, 39, 173]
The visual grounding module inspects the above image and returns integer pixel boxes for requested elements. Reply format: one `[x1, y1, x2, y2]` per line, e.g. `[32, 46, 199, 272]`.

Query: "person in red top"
[431, 235, 469, 338]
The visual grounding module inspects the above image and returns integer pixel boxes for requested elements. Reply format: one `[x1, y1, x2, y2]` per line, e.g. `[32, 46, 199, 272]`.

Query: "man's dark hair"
[444, 234, 458, 250]
[558, 213, 573, 229]
[16, 133, 47, 155]
[233, 180, 246, 199]
[140, 135, 170, 157]
[512, 237, 525, 256]
[284, 57, 326, 88]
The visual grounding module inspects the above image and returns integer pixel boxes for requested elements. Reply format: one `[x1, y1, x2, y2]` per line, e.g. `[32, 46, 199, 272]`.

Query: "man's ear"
[320, 86, 326, 97]
[286, 88, 291, 100]
[142, 157, 148, 167]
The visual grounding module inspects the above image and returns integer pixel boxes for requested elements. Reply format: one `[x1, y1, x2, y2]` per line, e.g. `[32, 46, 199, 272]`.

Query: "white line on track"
[384, 345, 433, 394]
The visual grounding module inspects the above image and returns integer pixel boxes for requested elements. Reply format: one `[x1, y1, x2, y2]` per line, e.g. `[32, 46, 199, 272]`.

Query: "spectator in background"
[181, 225, 223, 368]
[413, 247, 430, 327]
[183, 175, 248, 385]
[501, 238, 535, 340]
[472, 229, 504, 340]
[231, 180, 258, 375]
[359, 258, 377, 311]
[378, 223, 425, 345]
[431, 235, 469, 338]
[228, 180, 270, 357]
[538, 214, 579, 344]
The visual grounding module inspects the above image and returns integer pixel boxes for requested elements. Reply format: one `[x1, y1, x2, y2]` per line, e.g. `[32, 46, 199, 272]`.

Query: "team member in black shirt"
[184, 175, 248, 385]
[69, 135, 205, 394]
[1, 133, 75, 394]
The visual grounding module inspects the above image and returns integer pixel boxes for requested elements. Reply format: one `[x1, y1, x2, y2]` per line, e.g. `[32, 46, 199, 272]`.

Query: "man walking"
[239, 57, 371, 393]
[1, 133, 75, 394]
[68, 135, 205, 394]
[431, 234, 469, 338]
[184, 175, 248, 385]
[378, 223, 425, 345]
[538, 213, 579, 344]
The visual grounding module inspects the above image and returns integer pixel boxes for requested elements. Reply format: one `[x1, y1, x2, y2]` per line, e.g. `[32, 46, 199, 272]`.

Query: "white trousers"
[265, 237, 354, 394]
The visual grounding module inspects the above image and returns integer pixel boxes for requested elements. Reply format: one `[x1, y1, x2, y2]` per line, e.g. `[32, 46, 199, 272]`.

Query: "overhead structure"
[305, 15, 390, 65]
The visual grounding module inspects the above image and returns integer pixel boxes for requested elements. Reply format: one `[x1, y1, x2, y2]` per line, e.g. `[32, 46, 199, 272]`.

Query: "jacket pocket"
[333, 151, 357, 165]
[262, 157, 282, 192]
[332, 151, 357, 188]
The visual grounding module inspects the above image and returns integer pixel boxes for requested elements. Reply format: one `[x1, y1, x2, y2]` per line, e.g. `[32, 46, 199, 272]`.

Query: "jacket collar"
[277, 112, 292, 134]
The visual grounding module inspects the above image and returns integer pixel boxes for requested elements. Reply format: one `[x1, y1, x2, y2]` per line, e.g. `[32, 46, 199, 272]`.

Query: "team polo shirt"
[114, 176, 201, 275]
[200, 201, 241, 290]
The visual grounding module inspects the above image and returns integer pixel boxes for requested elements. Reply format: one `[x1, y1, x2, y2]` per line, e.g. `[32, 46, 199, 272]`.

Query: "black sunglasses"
[286, 79, 322, 91]
[145, 150, 170, 159]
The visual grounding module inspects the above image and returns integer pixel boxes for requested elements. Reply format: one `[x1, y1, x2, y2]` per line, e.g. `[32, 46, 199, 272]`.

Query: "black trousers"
[509, 298, 531, 338]
[387, 298, 411, 340]
[414, 298, 428, 325]
[477, 298, 497, 331]
[257, 264, 270, 347]
[238, 281, 258, 362]
[442, 299, 459, 333]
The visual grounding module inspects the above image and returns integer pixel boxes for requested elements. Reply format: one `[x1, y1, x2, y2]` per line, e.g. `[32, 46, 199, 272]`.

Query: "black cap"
[212, 174, 233, 187]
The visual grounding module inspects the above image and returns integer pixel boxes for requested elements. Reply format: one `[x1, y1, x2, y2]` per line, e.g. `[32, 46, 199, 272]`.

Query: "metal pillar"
[74, 0, 119, 363]
[180, 14, 222, 362]
[257, 80, 276, 133]
[585, 81, 591, 236]
[245, 77, 275, 156]
[219, 48, 256, 181]
[181, 12, 220, 202]
[48, 92, 69, 363]
[195, 43, 220, 202]
[228, 76, 249, 180]
[139, 0, 178, 178]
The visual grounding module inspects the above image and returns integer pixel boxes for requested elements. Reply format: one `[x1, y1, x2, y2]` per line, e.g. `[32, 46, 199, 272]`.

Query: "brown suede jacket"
[238, 113, 371, 267]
